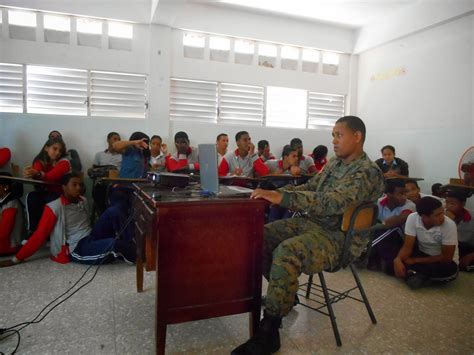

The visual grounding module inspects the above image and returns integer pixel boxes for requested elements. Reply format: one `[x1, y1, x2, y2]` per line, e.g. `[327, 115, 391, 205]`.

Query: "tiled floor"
[1, 248, 473, 354]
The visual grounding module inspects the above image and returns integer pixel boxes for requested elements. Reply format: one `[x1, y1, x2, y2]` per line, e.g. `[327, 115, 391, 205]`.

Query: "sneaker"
[406, 271, 429, 289]
[112, 251, 136, 265]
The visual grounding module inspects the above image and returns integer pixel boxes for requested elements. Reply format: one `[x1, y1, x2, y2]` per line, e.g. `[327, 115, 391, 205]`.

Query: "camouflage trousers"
[263, 217, 344, 317]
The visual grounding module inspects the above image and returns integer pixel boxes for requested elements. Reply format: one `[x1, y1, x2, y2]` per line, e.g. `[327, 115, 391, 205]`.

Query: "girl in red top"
[24, 138, 71, 233]
[0, 173, 24, 255]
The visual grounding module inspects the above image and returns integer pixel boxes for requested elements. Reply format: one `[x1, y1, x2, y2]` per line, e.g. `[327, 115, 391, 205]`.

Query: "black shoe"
[231, 313, 281, 355]
[406, 270, 429, 289]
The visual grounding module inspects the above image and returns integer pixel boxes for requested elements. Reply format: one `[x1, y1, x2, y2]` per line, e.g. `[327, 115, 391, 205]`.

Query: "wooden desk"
[132, 183, 266, 355]
[0, 175, 57, 185]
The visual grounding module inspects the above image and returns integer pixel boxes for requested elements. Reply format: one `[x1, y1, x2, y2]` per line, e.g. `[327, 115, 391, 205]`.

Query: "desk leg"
[156, 321, 167, 355]
[136, 256, 144, 292]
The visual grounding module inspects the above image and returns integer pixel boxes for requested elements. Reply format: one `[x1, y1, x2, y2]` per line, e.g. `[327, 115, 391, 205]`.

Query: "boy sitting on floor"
[394, 196, 458, 288]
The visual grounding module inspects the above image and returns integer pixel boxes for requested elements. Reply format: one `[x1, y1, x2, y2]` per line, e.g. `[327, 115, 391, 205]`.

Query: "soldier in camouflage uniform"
[232, 116, 384, 355]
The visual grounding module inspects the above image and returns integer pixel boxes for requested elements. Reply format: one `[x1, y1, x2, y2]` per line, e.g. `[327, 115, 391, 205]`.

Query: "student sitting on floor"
[290, 138, 317, 174]
[0, 173, 24, 256]
[149, 135, 168, 172]
[310, 145, 328, 173]
[265, 145, 301, 176]
[92, 132, 123, 169]
[113, 132, 150, 178]
[0, 173, 135, 267]
[24, 138, 72, 233]
[0, 147, 12, 174]
[394, 196, 458, 288]
[445, 191, 474, 271]
[405, 179, 442, 207]
[216, 133, 229, 176]
[166, 131, 199, 172]
[375, 145, 409, 178]
[257, 139, 276, 162]
[220, 131, 269, 177]
[368, 179, 416, 274]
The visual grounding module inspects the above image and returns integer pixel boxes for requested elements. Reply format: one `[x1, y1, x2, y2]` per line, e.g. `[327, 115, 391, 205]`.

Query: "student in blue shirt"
[113, 132, 150, 178]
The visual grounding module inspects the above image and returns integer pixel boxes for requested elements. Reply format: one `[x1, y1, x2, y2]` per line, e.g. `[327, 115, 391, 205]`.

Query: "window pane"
[302, 48, 320, 63]
[322, 52, 339, 65]
[210, 36, 230, 50]
[44, 14, 70, 31]
[266, 86, 307, 129]
[8, 10, 36, 27]
[258, 43, 277, 57]
[183, 32, 205, 48]
[281, 46, 299, 60]
[77, 18, 102, 34]
[0, 63, 24, 113]
[108, 21, 133, 39]
[234, 39, 254, 54]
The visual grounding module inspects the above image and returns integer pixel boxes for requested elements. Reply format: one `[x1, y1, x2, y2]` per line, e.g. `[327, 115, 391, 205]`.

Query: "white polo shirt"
[405, 212, 458, 263]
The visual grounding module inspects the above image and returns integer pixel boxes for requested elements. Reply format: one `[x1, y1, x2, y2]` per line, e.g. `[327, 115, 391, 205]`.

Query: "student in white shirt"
[394, 196, 458, 288]
[149, 135, 168, 172]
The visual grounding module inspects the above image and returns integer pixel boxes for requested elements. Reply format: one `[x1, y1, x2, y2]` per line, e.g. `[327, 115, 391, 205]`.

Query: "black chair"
[297, 202, 379, 346]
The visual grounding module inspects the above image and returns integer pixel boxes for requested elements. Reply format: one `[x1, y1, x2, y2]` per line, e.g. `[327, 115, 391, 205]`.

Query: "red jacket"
[33, 158, 71, 193]
[0, 199, 22, 255]
[0, 147, 11, 170]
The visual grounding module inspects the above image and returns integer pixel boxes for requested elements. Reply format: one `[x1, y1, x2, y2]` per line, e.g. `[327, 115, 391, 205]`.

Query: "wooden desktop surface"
[0, 175, 56, 185]
[132, 183, 266, 355]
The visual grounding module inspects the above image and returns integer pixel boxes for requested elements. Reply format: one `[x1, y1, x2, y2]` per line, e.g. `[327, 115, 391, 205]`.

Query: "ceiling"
[160, 0, 420, 28]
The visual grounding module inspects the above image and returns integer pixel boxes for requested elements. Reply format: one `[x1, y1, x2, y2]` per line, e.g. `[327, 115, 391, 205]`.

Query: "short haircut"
[405, 179, 419, 189]
[174, 131, 189, 142]
[129, 131, 150, 142]
[381, 145, 395, 154]
[335, 116, 366, 143]
[151, 135, 162, 142]
[107, 132, 120, 140]
[446, 190, 468, 203]
[216, 133, 228, 141]
[385, 179, 406, 194]
[258, 140, 269, 150]
[290, 138, 302, 148]
[312, 145, 328, 160]
[431, 183, 443, 194]
[235, 131, 249, 141]
[281, 145, 295, 158]
[61, 172, 82, 186]
[417, 196, 442, 216]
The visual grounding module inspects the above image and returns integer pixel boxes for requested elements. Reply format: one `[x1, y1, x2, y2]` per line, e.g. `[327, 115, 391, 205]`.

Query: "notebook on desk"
[198, 144, 253, 197]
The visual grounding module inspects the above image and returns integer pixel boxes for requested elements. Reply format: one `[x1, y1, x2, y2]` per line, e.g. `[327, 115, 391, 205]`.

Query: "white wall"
[357, 14, 473, 195]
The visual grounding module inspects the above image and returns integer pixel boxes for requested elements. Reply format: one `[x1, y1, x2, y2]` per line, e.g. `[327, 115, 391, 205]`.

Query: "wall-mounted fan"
[459, 146, 474, 186]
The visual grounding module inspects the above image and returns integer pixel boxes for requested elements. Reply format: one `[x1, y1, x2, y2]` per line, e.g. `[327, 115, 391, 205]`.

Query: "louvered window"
[26, 65, 87, 115]
[90, 71, 147, 118]
[219, 83, 264, 125]
[307, 92, 345, 129]
[170, 78, 218, 123]
[0, 63, 24, 113]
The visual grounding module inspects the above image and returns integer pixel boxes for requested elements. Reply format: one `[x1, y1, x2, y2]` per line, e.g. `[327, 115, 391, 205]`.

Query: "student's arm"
[307, 164, 317, 174]
[0, 207, 17, 252]
[166, 156, 189, 172]
[14, 206, 57, 263]
[405, 245, 456, 265]
[0, 147, 11, 168]
[113, 139, 148, 154]
[41, 159, 71, 182]
[383, 209, 412, 228]
[393, 234, 416, 278]
[253, 157, 270, 177]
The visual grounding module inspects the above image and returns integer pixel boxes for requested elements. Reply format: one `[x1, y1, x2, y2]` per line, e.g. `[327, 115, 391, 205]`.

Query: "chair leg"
[305, 274, 313, 299]
[318, 272, 342, 347]
[350, 264, 377, 324]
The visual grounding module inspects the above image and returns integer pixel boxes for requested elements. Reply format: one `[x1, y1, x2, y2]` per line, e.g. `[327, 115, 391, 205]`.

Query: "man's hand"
[393, 257, 406, 278]
[161, 143, 168, 155]
[250, 188, 283, 205]
[232, 167, 243, 176]
[0, 259, 16, 268]
[134, 138, 149, 150]
[248, 142, 255, 156]
[290, 166, 301, 176]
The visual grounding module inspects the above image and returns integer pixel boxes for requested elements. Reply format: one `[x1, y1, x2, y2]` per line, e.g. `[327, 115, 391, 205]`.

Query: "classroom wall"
[357, 14, 473, 196]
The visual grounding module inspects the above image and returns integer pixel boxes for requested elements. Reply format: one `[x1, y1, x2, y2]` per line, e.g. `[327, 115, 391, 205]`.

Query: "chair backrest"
[338, 202, 378, 269]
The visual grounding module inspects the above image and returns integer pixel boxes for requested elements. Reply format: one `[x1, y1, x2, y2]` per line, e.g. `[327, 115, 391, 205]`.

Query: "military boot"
[231, 312, 282, 355]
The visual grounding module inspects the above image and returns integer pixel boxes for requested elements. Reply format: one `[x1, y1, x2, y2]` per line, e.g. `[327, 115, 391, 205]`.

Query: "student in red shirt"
[0, 147, 12, 173]
[166, 131, 200, 172]
[24, 137, 71, 233]
[311, 145, 328, 173]
[0, 173, 24, 255]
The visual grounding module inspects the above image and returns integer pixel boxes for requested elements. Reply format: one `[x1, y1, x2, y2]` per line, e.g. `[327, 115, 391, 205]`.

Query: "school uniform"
[220, 149, 269, 177]
[375, 157, 409, 176]
[298, 155, 317, 174]
[457, 209, 474, 260]
[0, 194, 24, 255]
[150, 153, 167, 172]
[0, 147, 12, 173]
[93, 149, 122, 169]
[166, 147, 199, 172]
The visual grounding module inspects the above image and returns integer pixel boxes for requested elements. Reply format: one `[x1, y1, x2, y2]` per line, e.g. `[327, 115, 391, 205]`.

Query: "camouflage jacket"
[279, 152, 384, 231]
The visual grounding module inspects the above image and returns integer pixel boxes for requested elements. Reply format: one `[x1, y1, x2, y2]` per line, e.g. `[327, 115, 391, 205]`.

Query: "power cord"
[0, 200, 138, 354]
